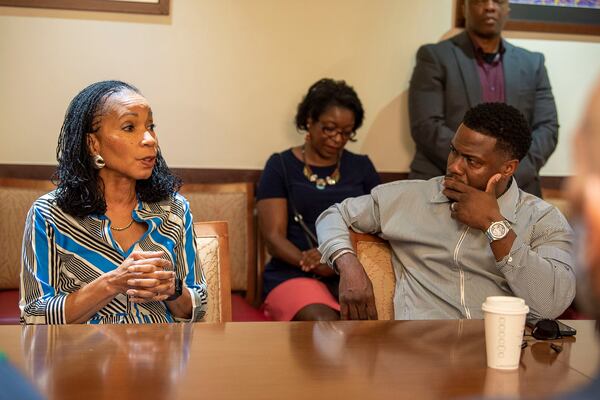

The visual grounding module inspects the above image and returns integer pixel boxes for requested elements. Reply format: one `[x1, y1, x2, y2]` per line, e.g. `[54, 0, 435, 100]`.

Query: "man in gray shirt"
[316, 102, 574, 320]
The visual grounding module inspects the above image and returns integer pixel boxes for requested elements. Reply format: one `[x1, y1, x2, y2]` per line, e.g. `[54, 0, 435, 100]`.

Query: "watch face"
[490, 221, 508, 239]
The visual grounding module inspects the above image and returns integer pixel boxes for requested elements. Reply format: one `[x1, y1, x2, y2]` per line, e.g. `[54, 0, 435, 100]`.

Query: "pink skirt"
[261, 277, 340, 321]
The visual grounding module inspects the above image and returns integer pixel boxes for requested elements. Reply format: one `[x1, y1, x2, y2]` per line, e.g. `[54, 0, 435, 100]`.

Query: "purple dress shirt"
[473, 41, 506, 103]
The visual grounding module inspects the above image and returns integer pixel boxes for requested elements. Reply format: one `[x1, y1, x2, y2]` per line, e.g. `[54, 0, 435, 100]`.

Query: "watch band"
[166, 278, 183, 301]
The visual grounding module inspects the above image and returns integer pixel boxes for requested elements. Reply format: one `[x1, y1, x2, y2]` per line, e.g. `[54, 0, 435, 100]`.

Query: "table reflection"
[308, 319, 483, 368]
[289, 320, 485, 398]
[299, 320, 578, 399]
[21, 324, 192, 400]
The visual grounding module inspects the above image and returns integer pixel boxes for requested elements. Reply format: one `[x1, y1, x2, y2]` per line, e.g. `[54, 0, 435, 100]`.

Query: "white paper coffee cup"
[482, 296, 529, 370]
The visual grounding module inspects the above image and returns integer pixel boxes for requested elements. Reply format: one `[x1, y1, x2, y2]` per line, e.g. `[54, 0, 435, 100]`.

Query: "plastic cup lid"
[481, 296, 529, 315]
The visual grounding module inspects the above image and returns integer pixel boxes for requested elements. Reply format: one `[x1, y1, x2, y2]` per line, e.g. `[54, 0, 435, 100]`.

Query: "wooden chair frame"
[256, 230, 268, 307]
[0, 177, 56, 191]
[194, 221, 232, 323]
[349, 230, 388, 246]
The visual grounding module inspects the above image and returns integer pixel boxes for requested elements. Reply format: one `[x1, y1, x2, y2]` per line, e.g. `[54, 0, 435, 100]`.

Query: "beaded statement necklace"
[302, 145, 341, 190]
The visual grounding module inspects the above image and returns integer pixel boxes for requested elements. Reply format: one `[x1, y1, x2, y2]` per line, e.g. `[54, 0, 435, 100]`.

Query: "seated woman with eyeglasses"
[256, 78, 380, 321]
[20, 80, 207, 324]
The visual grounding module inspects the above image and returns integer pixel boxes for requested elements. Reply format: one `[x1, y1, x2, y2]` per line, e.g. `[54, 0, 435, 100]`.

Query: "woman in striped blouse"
[20, 81, 208, 324]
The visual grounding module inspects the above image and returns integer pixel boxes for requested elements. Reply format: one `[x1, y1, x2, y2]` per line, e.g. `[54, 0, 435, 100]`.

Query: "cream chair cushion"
[0, 179, 55, 289]
[194, 221, 232, 323]
[351, 232, 396, 320]
[181, 183, 255, 300]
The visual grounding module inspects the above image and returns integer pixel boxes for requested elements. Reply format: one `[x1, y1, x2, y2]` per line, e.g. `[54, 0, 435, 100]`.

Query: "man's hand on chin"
[442, 173, 504, 231]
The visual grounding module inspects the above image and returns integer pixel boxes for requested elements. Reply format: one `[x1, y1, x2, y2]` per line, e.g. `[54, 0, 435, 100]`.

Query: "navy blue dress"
[256, 148, 380, 297]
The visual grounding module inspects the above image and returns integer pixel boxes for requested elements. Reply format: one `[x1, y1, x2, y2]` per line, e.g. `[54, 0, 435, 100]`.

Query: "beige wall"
[0, 0, 599, 174]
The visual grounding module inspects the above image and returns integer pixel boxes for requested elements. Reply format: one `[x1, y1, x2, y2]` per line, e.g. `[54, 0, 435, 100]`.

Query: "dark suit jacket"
[408, 31, 558, 197]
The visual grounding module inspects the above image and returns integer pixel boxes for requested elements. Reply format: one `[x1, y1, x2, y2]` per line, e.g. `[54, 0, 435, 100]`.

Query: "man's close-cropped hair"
[53, 80, 181, 218]
[295, 78, 364, 136]
[463, 102, 532, 161]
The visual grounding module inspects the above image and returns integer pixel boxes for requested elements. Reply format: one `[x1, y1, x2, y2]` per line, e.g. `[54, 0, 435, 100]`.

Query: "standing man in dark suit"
[408, 0, 558, 197]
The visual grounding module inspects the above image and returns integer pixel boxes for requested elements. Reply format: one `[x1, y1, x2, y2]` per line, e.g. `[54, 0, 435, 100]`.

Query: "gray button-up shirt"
[316, 177, 575, 319]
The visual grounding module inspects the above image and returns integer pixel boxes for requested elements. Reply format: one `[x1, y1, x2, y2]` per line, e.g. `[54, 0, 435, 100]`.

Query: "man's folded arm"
[316, 193, 382, 266]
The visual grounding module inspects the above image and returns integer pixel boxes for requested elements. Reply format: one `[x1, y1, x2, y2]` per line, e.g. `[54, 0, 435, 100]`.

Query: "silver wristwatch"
[485, 220, 511, 242]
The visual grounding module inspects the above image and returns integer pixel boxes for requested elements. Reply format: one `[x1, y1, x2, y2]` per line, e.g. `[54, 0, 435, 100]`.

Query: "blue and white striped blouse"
[20, 191, 208, 324]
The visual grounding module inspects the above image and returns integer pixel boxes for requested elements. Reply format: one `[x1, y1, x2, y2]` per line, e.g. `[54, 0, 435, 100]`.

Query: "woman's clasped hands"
[108, 251, 176, 303]
[300, 248, 335, 277]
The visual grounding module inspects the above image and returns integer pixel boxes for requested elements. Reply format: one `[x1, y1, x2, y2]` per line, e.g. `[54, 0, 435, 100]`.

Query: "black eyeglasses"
[317, 122, 356, 141]
[531, 319, 562, 340]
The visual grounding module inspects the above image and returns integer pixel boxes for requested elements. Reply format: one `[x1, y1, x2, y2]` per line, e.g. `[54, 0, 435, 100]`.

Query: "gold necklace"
[110, 219, 135, 231]
[302, 145, 341, 190]
[108, 197, 138, 232]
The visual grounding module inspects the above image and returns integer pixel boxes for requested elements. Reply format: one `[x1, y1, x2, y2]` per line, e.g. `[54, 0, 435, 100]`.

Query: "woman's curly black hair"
[295, 78, 364, 140]
[463, 102, 532, 161]
[52, 80, 181, 218]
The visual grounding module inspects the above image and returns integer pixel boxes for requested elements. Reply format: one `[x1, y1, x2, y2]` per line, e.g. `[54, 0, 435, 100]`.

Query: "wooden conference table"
[0, 320, 597, 400]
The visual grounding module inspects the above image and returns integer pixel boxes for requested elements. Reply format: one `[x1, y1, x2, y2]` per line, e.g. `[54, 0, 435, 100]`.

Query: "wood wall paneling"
[0, 164, 564, 192]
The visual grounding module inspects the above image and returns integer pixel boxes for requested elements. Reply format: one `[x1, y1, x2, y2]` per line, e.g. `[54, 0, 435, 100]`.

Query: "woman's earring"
[92, 154, 105, 169]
